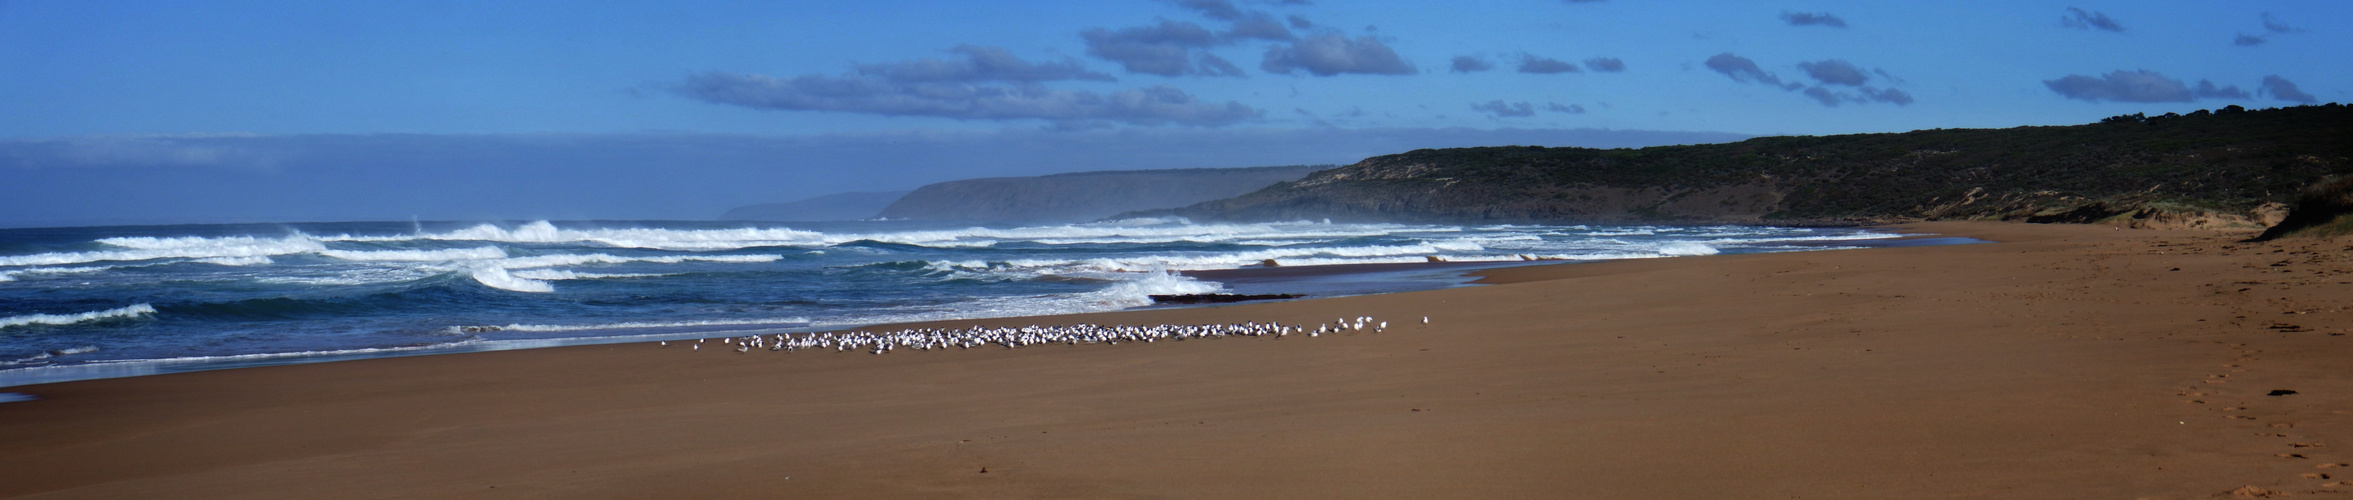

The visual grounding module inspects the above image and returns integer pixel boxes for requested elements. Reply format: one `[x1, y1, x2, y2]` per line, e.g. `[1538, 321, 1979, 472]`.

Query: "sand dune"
[2, 221, 2349, 499]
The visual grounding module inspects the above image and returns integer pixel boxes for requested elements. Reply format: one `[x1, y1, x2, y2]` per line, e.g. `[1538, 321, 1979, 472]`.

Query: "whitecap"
[467, 266, 553, 293]
[1, 235, 324, 266]
[1657, 241, 1721, 256]
[508, 269, 671, 280]
[0, 304, 158, 329]
[319, 246, 508, 262]
[194, 256, 273, 266]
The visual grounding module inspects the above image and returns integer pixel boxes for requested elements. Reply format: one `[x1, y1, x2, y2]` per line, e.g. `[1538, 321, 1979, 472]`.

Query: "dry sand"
[3, 221, 2350, 499]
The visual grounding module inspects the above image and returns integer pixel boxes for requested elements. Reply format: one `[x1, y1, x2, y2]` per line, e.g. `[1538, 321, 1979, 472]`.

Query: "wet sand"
[3, 221, 2350, 499]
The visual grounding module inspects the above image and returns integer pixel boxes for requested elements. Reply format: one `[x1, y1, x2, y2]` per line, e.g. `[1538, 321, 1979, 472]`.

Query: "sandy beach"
[2, 221, 2349, 499]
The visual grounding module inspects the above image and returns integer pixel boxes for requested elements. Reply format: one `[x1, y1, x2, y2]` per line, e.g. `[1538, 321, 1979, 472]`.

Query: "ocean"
[0, 218, 1903, 386]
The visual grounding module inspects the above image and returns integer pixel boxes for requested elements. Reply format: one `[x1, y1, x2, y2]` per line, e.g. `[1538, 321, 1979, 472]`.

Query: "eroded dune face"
[2255, 176, 2353, 240]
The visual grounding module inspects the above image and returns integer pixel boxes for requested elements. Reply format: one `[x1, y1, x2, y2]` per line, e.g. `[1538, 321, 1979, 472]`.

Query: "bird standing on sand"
[663, 318, 1397, 355]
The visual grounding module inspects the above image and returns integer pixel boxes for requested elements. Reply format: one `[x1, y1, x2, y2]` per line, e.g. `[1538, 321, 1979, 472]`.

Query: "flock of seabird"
[659, 316, 1428, 355]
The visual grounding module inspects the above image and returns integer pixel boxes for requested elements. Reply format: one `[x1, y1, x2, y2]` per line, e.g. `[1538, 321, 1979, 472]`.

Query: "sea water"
[0, 218, 1900, 385]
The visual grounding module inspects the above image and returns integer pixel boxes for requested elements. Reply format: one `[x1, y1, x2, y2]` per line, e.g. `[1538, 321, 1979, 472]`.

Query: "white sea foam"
[320, 246, 508, 262]
[1658, 241, 1721, 256]
[253, 268, 438, 286]
[1083, 269, 1225, 307]
[467, 266, 553, 293]
[0, 304, 157, 329]
[489, 253, 782, 269]
[194, 256, 273, 266]
[2, 236, 325, 266]
[311, 220, 1450, 251]
[0, 265, 117, 282]
[811, 270, 1227, 328]
[906, 243, 1487, 275]
[480, 317, 814, 333]
[508, 269, 671, 280]
[66, 338, 490, 367]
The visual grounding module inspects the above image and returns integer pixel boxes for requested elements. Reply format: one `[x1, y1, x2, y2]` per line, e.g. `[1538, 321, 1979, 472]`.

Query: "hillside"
[878, 165, 1330, 223]
[1145, 104, 2352, 228]
[720, 190, 911, 221]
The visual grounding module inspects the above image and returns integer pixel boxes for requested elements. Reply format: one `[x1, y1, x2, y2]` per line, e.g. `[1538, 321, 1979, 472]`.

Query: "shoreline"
[0, 225, 1919, 389]
[7, 221, 2346, 498]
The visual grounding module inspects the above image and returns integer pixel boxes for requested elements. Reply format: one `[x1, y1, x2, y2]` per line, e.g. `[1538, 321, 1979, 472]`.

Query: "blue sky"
[0, 0, 2345, 226]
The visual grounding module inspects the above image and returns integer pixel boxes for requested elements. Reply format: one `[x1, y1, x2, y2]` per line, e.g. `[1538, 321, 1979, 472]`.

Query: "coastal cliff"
[1144, 104, 2351, 228]
[878, 165, 1330, 223]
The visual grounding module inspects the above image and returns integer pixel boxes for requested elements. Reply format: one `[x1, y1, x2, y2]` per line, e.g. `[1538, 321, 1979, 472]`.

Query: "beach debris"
[2229, 485, 2282, 498]
[667, 319, 1392, 355]
[2270, 389, 2301, 396]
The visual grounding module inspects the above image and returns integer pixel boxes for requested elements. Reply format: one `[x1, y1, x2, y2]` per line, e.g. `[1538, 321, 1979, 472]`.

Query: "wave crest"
[0, 304, 158, 329]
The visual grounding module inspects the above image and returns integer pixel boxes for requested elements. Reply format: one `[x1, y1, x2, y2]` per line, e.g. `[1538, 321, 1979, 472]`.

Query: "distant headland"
[1129, 104, 2352, 232]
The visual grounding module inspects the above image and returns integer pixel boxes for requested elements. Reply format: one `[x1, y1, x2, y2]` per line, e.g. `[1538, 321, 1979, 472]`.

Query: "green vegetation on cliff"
[1156, 104, 2352, 227]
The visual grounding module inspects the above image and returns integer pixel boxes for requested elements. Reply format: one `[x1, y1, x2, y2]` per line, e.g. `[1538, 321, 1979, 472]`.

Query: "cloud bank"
[673, 45, 1258, 127]
[1709, 53, 1913, 108]
[2259, 75, 2318, 103]
[1260, 34, 1416, 76]
[1779, 12, 1847, 28]
[1081, 21, 1244, 77]
[676, 73, 1260, 127]
[1705, 53, 1798, 89]
[2236, 13, 2306, 47]
[1797, 59, 1868, 86]
[1517, 55, 1580, 74]
[2042, 70, 2262, 103]
[2060, 7, 2124, 32]
[854, 45, 1113, 83]
[1450, 55, 1493, 73]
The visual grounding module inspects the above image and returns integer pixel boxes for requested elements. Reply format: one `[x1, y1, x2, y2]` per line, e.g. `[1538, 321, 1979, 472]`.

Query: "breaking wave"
[1, 304, 158, 329]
